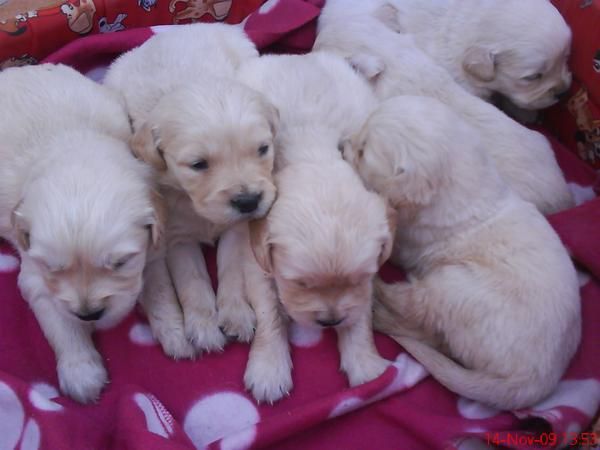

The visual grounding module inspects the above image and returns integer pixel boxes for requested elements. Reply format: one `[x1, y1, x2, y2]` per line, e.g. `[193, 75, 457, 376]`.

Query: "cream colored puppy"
[236, 52, 394, 403]
[344, 96, 581, 410]
[314, 6, 574, 215]
[105, 23, 277, 357]
[320, 0, 572, 110]
[0, 64, 162, 403]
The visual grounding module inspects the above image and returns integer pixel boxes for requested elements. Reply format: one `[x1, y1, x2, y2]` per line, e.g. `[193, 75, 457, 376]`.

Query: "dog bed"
[1, 1, 599, 449]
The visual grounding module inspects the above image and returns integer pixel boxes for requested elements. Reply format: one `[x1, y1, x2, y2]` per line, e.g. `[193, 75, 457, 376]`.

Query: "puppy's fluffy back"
[0, 64, 133, 234]
[104, 23, 258, 127]
[238, 51, 377, 167]
[269, 161, 389, 279]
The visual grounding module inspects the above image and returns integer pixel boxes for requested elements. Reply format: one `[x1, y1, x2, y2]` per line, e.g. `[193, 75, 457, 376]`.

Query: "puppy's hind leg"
[337, 303, 390, 387]
[216, 223, 256, 343]
[27, 295, 107, 403]
[139, 258, 196, 359]
[167, 242, 226, 353]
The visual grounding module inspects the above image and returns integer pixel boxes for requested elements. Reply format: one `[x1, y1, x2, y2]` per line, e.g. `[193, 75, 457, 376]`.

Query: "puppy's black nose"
[555, 89, 570, 101]
[75, 308, 105, 322]
[230, 192, 262, 214]
[316, 317, 344, 328]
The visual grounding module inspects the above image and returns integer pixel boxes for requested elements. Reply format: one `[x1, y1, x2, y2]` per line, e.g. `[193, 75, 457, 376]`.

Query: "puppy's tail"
[391, 335, 552, 410]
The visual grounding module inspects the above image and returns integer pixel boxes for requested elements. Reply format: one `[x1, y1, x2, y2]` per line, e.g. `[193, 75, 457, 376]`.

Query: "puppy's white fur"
[0, 64, 161, 403]
[314, 8, 574, 215]
[238, 52, 393, 403]
[105, 23, 277, 356]
[345, 96, 581, 410]
[320, 0, 572, 110]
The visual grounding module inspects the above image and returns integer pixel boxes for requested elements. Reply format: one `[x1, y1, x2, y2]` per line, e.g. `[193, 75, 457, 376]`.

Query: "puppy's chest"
[163, 190, 223, 246]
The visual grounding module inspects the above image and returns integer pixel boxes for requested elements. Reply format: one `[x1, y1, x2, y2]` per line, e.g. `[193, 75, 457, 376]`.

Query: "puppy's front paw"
[244, 350, 293, 404]
[344, 354, 390, 387]
[217, 299, 256, 343]
[157, 326, 197, 360]
[57, 352, 108, 403]
[185, 312, 226, 353]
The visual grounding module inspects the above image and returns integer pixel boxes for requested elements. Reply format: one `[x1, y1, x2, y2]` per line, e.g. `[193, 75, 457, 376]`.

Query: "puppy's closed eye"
[107, 253, 139, 271]
[522, 73, 543, 82]
[258, 144, 270, 156]
[190, 159, 209, 171]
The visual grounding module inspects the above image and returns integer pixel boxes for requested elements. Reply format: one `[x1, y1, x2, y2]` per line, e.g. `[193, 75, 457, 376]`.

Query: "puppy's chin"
[94, 292, 139, 330]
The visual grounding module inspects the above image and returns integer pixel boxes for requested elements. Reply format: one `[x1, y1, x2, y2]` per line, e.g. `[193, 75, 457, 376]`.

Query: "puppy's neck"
[396, 162, 511, 252]
[276, 125, 344, 169]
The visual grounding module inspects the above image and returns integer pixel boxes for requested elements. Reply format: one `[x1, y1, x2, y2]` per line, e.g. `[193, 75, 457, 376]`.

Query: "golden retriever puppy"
[314, 5, 574, 215]
[105, 23, 277, 357]
[343, 95, 581, 410]
[0, 64, 162, 403]
[320, 0, 572, 110]
[236, 52, 394, 403]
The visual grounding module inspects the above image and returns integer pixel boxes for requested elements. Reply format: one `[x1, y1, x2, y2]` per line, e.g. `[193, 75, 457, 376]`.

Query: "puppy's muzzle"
[316, 317, 345, 328]
[75, 308, 106, 322]
[230, 192, 263, 214]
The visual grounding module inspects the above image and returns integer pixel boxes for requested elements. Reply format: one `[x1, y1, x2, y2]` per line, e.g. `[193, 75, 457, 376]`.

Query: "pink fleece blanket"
[1, 2, 600, 449]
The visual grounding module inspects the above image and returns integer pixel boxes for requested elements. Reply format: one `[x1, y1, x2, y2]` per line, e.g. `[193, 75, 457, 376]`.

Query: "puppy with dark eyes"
[0, 64, 163, 403]
[105, 23, 279, 357]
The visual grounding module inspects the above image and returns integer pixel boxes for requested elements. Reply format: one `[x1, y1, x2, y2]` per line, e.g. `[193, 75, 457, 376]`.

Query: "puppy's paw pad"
[217, 302, 256, 343]
[244, 353, 293, 404]
[185, 315, 226, 353]
[57, 354, 108, 403]
[345, 356, 390, 387]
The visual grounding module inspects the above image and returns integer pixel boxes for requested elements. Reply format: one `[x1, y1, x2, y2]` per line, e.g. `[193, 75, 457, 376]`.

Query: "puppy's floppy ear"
[463, 45, 496, 82]
[373, 2, 403, 33]
[11, 201, 30, 251]
[129, 122, 167, 171]
[146, 189, 167, 250]
[261, 98, 280, 137]
[378, 202, 397, 267]
[348, 53, 385, 82]
[248, 217, 273, 275]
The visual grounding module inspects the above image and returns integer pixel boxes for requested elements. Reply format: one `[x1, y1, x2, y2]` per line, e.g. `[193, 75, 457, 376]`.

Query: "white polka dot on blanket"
[0, 253, 19, 272]
[183, 392, 259, 450]
[0, 381, 25, 450]
[288, 322, 323, 348]
[457, 397, 500, 420]
[29, 383, 62, 412]
[568, 182, 596, 206]
[258, 0, 279, 14]
[20, 418, 40, 450]
[129, 323, 157, 346]
[531, 379, 600, 418]
[134, 393, 174, 439]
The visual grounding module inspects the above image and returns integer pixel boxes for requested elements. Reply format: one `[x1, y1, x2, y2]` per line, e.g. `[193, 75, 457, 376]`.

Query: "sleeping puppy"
[105, 23, 277, 357]
[236, 52, 394, 403]
[314, 5, 574, 215]
[320, 0, 572, 110]
[0, 64, 163, 403]
[343, 95, 581, 410]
